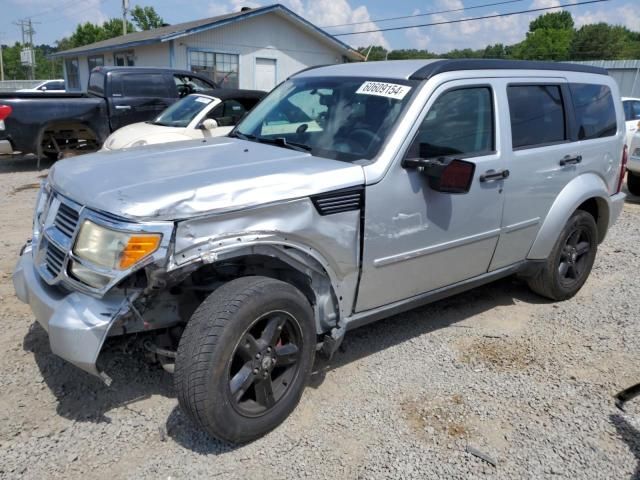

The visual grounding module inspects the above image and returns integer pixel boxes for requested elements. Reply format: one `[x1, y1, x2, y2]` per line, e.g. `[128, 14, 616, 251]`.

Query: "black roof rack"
[409, 59, 608, 80]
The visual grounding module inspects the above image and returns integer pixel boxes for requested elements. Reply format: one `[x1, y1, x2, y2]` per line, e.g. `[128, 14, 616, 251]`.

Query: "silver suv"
[13, 60, 627, 442]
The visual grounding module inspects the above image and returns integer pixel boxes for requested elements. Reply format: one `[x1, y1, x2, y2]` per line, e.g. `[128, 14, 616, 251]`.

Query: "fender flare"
[527, 173, 611, 260]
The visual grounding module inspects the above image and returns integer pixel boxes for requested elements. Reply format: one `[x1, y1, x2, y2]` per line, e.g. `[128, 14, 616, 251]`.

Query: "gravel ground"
[1, 154, 640, 479]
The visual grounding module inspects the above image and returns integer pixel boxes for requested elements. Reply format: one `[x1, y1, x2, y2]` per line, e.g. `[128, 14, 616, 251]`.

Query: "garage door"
[255, 58, 277, 92]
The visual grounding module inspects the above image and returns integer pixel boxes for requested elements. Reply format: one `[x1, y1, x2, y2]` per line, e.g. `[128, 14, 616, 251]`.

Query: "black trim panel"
[311, 187, 364, 216]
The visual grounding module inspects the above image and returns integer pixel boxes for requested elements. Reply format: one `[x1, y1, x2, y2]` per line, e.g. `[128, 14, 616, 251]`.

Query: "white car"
[101, 89, 265, 151]
[623, 97, 640, 147]
[17, 79, 66, 93]
[627, 131, 640, 195]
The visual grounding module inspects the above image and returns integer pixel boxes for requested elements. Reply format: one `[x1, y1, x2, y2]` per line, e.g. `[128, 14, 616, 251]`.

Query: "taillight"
[616, 144, 628, 194]
[0, 105, 11, 121]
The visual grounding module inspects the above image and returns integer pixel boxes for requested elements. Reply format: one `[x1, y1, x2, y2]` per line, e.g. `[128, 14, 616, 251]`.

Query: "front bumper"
[13, 244, 130, 379]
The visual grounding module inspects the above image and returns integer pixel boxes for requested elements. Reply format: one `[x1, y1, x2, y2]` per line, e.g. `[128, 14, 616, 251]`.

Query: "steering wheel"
[350, 128, 382, 151]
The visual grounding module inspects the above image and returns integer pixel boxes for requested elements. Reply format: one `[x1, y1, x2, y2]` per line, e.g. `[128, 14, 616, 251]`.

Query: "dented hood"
[49, 137, 365, 220]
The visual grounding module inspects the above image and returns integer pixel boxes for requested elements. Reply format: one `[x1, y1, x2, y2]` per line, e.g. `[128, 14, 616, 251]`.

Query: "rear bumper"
[13, 243, 129, 379]
[609, 192, 626, 227]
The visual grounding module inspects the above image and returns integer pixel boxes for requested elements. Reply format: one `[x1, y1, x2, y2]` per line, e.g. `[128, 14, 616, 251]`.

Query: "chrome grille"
[54, 202, 80, 238]
[44, 241, 66, 277]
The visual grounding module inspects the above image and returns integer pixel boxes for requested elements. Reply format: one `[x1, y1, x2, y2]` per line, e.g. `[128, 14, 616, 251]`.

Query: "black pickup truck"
[0, 67, 217, 161]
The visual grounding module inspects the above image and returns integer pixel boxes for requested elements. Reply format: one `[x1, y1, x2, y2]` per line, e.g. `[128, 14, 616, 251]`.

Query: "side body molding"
[527, 173, 611, 260]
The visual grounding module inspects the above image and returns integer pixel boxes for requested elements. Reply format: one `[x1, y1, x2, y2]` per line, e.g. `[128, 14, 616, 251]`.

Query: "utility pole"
[13, 19, 39, 80]
[0, 32, 5, 82]
[122, 0, 129, 35]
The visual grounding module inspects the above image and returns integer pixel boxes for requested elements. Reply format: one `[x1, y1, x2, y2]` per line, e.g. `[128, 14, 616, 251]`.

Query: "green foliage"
[570, 23, 636, 60]
[529, 11, 574, 32]
[357, 45, 388, 61]
[0, 42, 64, 80]
[56, 18, 136, 51]
[131, 5, 165, 31]
[512, 28, 574, 61]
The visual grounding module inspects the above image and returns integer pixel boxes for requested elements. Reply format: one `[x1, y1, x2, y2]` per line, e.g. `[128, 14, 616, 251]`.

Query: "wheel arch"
[35, 120, 100, 159]
[170, 241, 348, 335]
[527, 173, 611, 260]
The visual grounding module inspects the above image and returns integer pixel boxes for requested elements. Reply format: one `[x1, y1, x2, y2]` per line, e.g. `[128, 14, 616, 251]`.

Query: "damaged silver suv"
[14, 60, 627, 442]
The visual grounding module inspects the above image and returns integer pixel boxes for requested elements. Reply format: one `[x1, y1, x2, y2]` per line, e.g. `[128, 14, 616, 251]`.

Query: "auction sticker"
[356, 81, 412, 100]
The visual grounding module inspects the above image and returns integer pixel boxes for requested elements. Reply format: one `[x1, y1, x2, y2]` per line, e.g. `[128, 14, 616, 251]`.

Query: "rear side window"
[570, 83, 617, 139]
[507, 85, 566, 149]
[121, 74, 170, 97]
[406, 87, 494, 160]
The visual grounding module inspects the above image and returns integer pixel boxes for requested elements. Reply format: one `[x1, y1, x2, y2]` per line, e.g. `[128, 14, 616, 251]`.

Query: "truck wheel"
[527, 210, 597, 301]
[174, 276, 316, 443]
[628, 172, 640, 196]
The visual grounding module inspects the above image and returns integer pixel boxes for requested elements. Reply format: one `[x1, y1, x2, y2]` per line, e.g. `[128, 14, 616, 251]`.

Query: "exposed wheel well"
[37, 121, 99, 158]
[173, 253, 339, 335]
[576, 197, 608, 243]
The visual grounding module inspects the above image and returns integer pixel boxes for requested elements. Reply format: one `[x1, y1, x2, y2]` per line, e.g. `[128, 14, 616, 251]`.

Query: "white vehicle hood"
[49, 137, 365, 221]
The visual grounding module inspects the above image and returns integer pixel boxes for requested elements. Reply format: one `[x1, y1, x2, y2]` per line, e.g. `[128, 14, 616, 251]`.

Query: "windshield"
[233, 76, 418, 162]
[153, 94, 213, 127]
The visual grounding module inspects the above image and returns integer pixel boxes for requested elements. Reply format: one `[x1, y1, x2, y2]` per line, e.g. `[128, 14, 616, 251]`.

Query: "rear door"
[109, 72, 175, 130]
[489, 78, 577, 269]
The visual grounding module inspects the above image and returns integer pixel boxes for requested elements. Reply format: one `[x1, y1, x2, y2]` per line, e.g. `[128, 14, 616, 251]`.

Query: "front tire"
[174, 276, 316, 443]
[527, 210, 598, 301]
[628, 171, 640, 196]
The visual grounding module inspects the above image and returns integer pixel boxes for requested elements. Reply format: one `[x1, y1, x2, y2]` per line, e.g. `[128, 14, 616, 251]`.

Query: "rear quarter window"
[570, 83, 617, 140]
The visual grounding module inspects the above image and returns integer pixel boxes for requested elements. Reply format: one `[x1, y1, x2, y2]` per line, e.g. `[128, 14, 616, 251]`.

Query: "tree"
[570, 23, 633, 60]
[357, 45, 388, 61]
[529, 11, 574, 31]
[131, 5, 165, 30]
[56, 18, 136, 50]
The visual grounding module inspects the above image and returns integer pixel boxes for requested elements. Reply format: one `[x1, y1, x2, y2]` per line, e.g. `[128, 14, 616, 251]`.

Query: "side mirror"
[202, 118, 218, 130]
[403, 157, 475, 194]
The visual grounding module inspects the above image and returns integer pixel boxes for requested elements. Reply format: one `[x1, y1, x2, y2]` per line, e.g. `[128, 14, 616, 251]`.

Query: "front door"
[356, 80, 506, 312]
[110, 73, 174, 131]
[255, 58, 277, 92]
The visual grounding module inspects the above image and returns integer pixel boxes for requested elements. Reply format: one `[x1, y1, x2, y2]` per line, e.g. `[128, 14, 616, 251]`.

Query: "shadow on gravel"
[165, 406, 241, 455]
[309, 277, 548, 387]
[23, 322, 174, 424]
[0, 155, 54, 173]
[611, 414, 640, 480]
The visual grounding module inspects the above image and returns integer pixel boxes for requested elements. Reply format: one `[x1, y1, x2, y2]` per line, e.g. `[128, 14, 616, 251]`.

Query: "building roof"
[295, 59, 608, 81]
[51, 4, 363, 61]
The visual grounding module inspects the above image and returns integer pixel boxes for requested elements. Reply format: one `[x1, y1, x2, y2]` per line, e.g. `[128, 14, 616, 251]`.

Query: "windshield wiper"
[228, 131, 257, 141]
[257, 136, 312, 153]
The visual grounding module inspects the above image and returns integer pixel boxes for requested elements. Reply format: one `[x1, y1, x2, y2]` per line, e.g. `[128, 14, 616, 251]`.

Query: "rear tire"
[527, 210, 598, 301]
[628, 172, 640, 196]
[174, 276, 315, 443]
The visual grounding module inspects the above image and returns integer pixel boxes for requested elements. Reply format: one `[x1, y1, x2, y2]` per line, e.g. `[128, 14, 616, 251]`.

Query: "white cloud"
[206, 0, 390, 49]
[574, 4, 640, 31]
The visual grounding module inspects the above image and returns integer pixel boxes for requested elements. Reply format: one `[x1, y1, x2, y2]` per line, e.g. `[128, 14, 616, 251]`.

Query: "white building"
[51, 4, 363, 92]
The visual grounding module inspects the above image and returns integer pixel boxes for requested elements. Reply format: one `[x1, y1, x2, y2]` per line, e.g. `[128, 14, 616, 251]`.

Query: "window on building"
[570, 83, 617, 140]
[406, 87, 495, 160]
[65, 57, 80, 90]
[190, 51, 239, 89]
[114, 50, 135, 66]
[507, 85, 566, 149]
[88, 55, 104, 71]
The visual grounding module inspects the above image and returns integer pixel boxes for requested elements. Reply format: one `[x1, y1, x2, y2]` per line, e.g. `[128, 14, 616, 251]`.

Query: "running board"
[344, 261, 530, 331]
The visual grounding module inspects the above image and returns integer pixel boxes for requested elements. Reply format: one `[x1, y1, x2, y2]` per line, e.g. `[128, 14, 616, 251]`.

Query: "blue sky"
[2, 0, 638, 53]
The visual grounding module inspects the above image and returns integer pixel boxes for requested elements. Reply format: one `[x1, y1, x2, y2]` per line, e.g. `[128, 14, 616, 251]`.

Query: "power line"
[321, 0, 527, 29]
[334, 0, 610, 37]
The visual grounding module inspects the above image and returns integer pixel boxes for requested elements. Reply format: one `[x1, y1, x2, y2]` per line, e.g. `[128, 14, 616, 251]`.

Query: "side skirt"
[344, 261, 537, 332]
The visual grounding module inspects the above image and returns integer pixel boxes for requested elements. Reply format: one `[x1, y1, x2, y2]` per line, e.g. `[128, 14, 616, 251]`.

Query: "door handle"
[480, 169, 509, 182]
[559, 155, 582, 166]
[115, 105, 131, 110]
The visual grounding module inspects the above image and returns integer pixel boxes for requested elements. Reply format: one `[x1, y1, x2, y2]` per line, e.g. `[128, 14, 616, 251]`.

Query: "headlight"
[73, 220, 161, 270]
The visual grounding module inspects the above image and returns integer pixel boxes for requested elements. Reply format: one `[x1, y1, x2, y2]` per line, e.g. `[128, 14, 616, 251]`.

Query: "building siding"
[572, 60, 640, 98]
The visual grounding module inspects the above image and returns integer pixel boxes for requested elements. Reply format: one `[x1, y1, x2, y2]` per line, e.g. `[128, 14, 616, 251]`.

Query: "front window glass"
[153, 94, 212, 127]
[406, 87, 494, 160]
[234, 77, 417, 162]
[174, 75, 214, 97]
